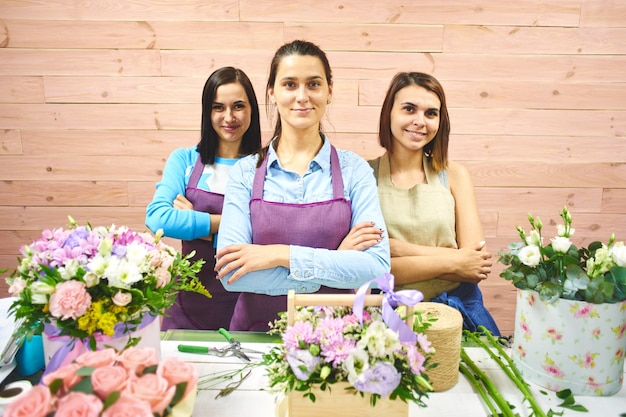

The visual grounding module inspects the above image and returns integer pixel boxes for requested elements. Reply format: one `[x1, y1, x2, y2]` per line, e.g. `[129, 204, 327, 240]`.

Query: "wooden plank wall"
[1, 0, 625, 335]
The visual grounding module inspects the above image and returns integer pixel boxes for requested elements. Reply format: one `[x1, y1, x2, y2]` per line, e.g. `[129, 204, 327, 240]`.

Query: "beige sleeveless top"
[369, 152, 460, 300]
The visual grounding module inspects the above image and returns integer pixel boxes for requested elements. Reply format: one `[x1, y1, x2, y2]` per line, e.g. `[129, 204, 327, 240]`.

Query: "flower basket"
[512, 289, 626, 396]
[287, 381, 407, 417]
[279, 288, 422, 417]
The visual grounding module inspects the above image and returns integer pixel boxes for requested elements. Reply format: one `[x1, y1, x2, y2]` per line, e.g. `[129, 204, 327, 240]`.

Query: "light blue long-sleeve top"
[145, 146, 239, 241]
[216, 135, 391, 295]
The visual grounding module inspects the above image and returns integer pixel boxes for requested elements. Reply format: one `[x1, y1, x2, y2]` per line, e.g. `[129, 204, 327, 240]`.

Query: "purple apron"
[161, 156, 240, 330]
[229, 145, 352, 331]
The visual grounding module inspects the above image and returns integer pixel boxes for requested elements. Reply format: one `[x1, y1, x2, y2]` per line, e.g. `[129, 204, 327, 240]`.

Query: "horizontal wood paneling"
[1, 0, 625, 336]
[240, 0, 582, 26]
[0, 1, 238, 21]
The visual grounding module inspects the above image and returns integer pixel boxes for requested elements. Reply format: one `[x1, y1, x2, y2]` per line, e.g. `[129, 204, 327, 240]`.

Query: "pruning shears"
[218, 328, 262, 362]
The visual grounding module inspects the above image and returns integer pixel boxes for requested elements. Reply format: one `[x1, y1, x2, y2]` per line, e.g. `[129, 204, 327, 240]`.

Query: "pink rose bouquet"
[6, 217, 211, 346]
[4, 347, 198, 417]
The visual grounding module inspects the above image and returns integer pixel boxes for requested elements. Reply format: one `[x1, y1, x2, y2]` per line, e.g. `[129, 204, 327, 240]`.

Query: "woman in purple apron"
[146, 67, 261, 330]
[215, 41, 391, 332]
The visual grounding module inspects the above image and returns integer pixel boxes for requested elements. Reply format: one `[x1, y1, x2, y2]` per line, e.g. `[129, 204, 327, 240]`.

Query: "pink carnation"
[49, 280, 92, 320]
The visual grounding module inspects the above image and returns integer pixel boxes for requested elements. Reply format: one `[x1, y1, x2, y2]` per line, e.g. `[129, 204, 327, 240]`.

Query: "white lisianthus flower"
[58, 259, 80, 280]
[551, 236, 572, 254]
[557, 224, 575, 237]
[518, 245, 541, 267]
[357, 320, 401, 359]
[528, 230, 543, 247]
[31, 293, 48, 304]
[343, 348, 369, 385]
[610, 243, 626, 267]
[30, 281, 56, 295]
[98, 237, 113, 256]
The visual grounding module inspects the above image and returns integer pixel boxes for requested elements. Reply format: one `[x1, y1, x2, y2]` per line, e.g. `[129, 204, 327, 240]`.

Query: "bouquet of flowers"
[3, 347, 198, 417]
[498, 206, 626, 304]
[6, 216, 210, 346]
[262, 275, 435, 407]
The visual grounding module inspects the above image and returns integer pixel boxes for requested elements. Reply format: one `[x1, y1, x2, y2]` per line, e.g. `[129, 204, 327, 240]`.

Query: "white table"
[161, 340, 626, 417]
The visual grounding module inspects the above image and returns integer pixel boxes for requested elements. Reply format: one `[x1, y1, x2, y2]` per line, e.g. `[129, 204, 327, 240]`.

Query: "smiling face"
[390, 85, 441, 154]
[210, 82, 252, 145]
[268, 54, 332, 134]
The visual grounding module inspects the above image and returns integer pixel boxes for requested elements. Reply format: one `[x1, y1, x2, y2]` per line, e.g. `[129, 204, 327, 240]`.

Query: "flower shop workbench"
[162, 330, 626, 417]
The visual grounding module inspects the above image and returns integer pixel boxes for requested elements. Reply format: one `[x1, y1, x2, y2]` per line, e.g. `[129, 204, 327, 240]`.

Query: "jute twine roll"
[414, 302, 463, 392]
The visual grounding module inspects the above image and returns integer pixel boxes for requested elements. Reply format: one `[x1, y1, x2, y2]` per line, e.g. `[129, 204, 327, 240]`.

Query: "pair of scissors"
[218, 328, 264, 362]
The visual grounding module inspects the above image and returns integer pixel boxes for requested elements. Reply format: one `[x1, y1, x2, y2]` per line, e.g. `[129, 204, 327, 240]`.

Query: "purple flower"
[286, 348, 321, 381]
[321, 336, 356, 367]
[353, 361, 401, 397]
[283, 321, 318, 350]
[63, 229, 90, 249]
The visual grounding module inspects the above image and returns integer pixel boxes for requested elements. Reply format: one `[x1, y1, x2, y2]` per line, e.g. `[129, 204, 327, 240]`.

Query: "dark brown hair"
[257, 40, 332, 167]
[197, 66, 261, 165]
[378, 72, 450, 172]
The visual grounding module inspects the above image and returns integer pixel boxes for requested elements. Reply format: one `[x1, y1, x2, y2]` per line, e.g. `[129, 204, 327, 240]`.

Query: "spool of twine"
[414, 302, 463, 392]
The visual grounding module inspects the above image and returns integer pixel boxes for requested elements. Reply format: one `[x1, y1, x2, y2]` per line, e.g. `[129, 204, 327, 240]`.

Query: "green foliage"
[498, 206, 626, 304]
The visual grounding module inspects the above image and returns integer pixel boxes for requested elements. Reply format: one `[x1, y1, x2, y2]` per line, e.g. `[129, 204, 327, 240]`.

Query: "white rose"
[518, 245, 541, 267]
[610, 243, 626, 267]
[551, 237, 572, 253]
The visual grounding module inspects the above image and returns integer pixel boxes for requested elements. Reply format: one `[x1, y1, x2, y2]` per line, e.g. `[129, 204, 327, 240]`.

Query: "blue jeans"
[431, 282, 501, 336]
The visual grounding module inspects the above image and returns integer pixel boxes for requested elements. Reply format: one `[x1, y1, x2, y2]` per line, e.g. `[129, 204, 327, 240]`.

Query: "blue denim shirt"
[216, 135, 391, 295]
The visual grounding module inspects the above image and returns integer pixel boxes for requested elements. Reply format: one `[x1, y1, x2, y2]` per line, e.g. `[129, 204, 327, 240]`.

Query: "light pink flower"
[117, 347, 158, 375]
[2, 385, 52, 417]
[42, 363, 82, 393]
[101, 394, 153, 417]
[8, 277, 27, 295]
[157, 356, 199, 398]
[126, 373, 175, 415]
[154, 267, 171, 289]
[112, 291, 132, 307]
[91, 365, 130, 399]
[48, 280, 91, 320]
[55, 391, 103, 417]
[75, 348, 117, 368]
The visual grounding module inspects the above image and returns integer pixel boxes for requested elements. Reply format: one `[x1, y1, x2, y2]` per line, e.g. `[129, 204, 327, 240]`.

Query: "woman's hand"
[337, 222, 383, 251]
[173, 194, 194, 210]
[215, 244, 289, 284]
[452, 242, 493, 284]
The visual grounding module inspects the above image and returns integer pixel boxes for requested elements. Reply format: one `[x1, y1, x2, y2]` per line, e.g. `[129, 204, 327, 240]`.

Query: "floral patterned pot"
[42, 313, 162, 375]
[512, 289, 626, 396]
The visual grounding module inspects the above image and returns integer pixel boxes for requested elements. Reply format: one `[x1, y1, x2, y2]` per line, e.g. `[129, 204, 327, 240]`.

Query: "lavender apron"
[161, 156, 240, 330]
[229, 145, 352, 331]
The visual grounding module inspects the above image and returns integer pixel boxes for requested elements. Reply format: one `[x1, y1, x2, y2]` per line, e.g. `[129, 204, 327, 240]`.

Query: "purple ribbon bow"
[353, 273, 424, 343]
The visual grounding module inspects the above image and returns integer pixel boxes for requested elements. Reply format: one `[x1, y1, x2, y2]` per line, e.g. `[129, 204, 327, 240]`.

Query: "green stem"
[460, 349, 517, 417]
[459, 361, 501, 417]
[469, 329, 547, 417]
